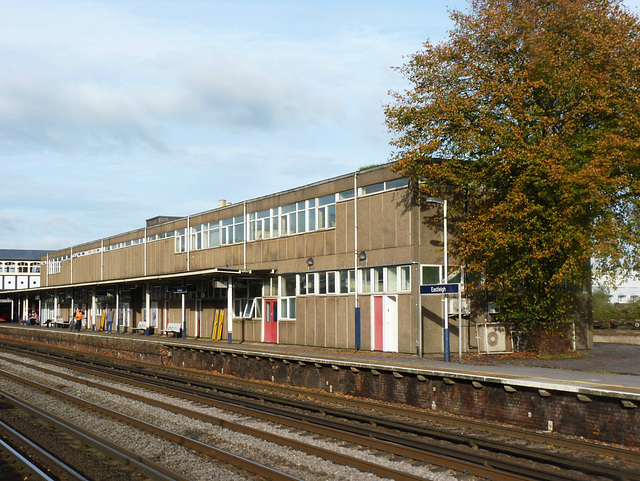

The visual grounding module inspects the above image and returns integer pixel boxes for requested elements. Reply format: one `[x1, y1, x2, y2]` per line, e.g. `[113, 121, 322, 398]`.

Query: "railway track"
[0, 416, 72, 481]
[1, 340, 639, 480]
[0, 388, 189, 481]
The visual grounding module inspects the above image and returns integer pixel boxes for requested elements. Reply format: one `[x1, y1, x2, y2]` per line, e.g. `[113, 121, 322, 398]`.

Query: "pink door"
[264, 299, 278, 343]
[373, 296, 383, 351]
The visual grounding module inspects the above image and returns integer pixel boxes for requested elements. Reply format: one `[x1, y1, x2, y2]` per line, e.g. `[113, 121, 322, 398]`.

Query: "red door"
[373, 296, 383, 351]
[264, 299, 278, 343]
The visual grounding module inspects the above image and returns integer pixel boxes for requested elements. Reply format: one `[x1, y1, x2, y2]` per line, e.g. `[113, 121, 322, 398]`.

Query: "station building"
[3, 164, 513, 355]
[0, 249, 50, 322]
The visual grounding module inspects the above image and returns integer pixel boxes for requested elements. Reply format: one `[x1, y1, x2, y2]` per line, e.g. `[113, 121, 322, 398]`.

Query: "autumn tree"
[385, 0, 640, 345]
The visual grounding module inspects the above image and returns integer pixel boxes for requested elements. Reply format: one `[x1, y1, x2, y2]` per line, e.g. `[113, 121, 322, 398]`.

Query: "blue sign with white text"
[420, 283, 460, 295]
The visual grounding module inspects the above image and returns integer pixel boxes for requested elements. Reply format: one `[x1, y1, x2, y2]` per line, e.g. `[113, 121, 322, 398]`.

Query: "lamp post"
[425, 197, 450, 362]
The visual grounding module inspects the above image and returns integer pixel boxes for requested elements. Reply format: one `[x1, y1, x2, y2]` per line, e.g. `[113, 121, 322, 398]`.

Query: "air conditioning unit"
[476, 323, 512, 353]
[448, 297, 470, 316]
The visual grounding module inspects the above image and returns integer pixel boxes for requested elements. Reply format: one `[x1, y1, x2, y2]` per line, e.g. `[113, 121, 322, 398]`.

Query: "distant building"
[0, 249, 50, 322]
[595, 275, 640, 304]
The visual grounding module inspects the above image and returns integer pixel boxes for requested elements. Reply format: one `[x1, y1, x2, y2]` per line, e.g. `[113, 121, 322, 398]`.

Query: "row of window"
[47, 178, 409, 264]
[42, 261, 463, 326]
[104, 238, 144, 251]
[278, 265, 411, 319]
[611, 294, 639, 303]
[183, 179, 407, 253]
[179, 192, 345, 253]
[1, 261, 41, 274]
[48, 261, 61, 275]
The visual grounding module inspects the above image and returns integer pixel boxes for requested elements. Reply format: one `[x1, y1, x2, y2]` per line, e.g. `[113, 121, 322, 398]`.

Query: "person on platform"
[105, 307, 115, 334]
[74, 307, 84, 331]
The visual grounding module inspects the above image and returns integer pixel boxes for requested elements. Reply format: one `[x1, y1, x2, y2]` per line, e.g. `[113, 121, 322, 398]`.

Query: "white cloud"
[0, 0, 529, 249]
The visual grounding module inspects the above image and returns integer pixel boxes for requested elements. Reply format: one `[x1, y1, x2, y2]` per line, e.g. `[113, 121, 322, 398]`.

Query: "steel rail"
[0, 364, 434, 481]
[62, 353, 639, 481]
[40, 344, 634, 463]
[0, 372, 344, 481]
[31, 341, 640, 465]
[1, 352, 609, 481]
[8, 357, 522, 481]
[0, 419, 75, 481]
[0, 387, 190, 481]
[3, 341, 640, 480]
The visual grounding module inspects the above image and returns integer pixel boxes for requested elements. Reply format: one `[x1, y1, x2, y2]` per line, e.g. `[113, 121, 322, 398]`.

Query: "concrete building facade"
[3, 165, 477, 355]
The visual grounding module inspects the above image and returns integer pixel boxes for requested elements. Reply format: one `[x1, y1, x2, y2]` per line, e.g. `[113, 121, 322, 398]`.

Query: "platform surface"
[150, 332, 640, 397]
[6, 324, 640, 397]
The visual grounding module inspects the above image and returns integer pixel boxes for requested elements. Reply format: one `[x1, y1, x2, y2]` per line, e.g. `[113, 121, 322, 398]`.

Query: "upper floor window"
[359, 178, 408, 196]
[191, 225, 203, 250]
[48, 261, 61, 275]
[203, 221, 221, 248]
[317, 194, 336, 229]
[224, 216, 245, 244]
[175, 229, 187, 253]
[248, 209, 274, 240]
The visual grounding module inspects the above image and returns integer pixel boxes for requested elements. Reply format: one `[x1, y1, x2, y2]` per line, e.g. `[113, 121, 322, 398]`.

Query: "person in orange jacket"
[74, 307, 84, 331]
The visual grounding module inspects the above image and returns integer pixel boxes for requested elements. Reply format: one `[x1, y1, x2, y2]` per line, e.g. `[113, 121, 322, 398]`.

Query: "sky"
[1, 1, 639, 252]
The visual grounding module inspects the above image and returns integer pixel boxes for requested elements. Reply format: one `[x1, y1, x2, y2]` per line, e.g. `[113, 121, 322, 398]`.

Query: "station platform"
[6, 324, 640, 396]
[233, 341, 640, 395]
[107, 327, 640, 397]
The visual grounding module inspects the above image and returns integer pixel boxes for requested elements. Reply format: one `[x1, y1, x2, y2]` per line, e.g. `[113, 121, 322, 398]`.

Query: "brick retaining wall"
[2, 326, 639, 447]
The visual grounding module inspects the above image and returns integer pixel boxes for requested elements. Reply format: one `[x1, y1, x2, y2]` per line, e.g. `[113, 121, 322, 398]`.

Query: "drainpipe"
[227, 274, 233, 344]
[186, 216, 190, 272]
[116, 286, 120, 333]
[417, 265, 422, 358]
[354, 172, 361, 350]
[181, 291, 186, 339]
[145, 283, 151, 335]
[243, 202, 247, 270]
[100, 239, 104, 281]
[144, 227, 147, 276]
[91, 286, 96, 331]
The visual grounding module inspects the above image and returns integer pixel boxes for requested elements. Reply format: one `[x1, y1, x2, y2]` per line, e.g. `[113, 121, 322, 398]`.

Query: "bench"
[162, 322, 182, 337]
[132, 321, 150, 335]
[54, 317, 71, 328]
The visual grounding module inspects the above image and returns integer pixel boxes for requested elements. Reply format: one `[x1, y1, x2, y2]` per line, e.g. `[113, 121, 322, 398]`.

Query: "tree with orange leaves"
[386, 0, 640, 344]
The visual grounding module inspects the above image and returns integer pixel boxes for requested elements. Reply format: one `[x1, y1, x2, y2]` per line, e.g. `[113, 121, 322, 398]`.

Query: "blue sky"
[1, 1, 639, 251]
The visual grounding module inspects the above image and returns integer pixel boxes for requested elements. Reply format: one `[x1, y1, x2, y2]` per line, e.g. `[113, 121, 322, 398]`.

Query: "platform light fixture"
[306, 257, 314, 267]
[358, 251, 367, 262]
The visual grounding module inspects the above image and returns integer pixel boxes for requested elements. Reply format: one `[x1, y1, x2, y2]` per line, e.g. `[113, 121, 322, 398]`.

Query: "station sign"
[420, 283, 460, 295]
[172, 286, 188, 294]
